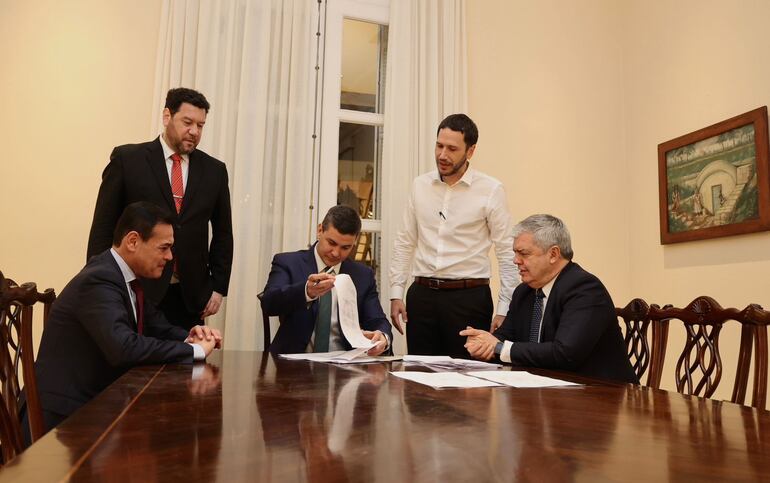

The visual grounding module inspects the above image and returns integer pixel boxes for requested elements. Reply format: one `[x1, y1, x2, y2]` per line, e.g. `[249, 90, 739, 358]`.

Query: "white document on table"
[402, 355, 502, 370]
[390, 371, 502, 389]
[334, 274, 376, 349]
[466, 371, 582, 388]
[403, 355, 453, 363]
[279, 350, 401, 364]
[280, 350, 352, 362]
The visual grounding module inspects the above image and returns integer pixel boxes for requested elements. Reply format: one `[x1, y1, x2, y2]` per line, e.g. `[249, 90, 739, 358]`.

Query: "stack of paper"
[280, 350, 402, 364]
[402, 355, 502, 371]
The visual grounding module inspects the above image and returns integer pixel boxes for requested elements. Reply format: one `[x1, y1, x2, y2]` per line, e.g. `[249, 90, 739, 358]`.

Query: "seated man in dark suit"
[461, 214, 638, 384]
[27, 202, 222, 440]
[261, 205, 392, 355]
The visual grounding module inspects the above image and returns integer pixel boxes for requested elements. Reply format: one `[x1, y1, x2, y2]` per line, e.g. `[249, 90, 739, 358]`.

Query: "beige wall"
[0, 0, 161, 346]
[467, 1, 629, 308]
[468, 0, 770, 405]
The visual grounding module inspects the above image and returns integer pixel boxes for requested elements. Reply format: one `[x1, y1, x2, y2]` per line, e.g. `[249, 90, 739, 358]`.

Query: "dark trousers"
[158, 283, 203, 331]
[405, 283, 493, 359]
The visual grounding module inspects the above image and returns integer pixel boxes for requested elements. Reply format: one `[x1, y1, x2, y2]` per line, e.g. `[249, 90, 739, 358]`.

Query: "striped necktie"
[528, 289, 545, 343]
[170, 153, 184, 213]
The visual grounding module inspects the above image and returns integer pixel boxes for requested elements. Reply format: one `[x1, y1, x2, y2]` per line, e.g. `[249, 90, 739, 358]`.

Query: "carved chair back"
[648, 296, 768, 409]
[616, 298, 669, 387]
[0, 271, 56, 462]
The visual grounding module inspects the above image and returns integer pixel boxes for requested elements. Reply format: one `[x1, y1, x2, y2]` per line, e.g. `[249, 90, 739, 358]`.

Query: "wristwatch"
[494, 341, 504, 356]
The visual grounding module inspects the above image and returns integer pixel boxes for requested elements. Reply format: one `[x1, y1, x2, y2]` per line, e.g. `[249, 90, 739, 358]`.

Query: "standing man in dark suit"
[461, 214, 638, 384]
[87, 87, 233, 330]
[29, 202, 222, 440]
[261, 205, 392, 355]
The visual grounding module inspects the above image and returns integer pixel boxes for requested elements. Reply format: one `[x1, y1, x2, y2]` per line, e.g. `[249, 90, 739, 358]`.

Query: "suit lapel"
[182, 150, 205, 219]
[540, 262, 573, 338]
[103, 251, 140, 329]
[146, 138, 176, 214]
[516, 288, 535, 341]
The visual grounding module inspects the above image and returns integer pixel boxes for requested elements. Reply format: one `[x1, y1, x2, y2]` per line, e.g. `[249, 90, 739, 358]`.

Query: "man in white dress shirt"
[389, 114, 519, 358]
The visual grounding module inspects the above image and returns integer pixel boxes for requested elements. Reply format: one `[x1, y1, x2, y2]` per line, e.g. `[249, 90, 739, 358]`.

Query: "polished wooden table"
[1, 351, 769, 481]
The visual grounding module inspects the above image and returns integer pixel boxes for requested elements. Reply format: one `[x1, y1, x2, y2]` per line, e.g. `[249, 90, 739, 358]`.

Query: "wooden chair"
[0, 271, 56, 461]
[256, 292, 272, 351]
[648, 296, 768, 409]
[616, 298, 658, 386]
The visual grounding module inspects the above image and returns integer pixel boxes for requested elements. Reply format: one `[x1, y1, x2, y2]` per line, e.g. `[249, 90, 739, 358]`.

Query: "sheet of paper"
[403, 355, 502, 371]
[390, 371, 502, 389]
[403, 355, 453, 363]
[279, 350, 401, 364]
[334, 274, 376, 349]
[466, 371, 582, 388]
[331, 355, 403, 364]
[279, 351, 350, 362]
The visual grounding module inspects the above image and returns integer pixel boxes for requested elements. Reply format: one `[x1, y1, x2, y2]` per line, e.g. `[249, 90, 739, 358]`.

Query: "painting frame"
[658, 106, 770, 244]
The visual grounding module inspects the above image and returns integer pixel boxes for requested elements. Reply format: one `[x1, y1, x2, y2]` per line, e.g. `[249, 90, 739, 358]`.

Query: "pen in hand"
[312, 265, 335, 286]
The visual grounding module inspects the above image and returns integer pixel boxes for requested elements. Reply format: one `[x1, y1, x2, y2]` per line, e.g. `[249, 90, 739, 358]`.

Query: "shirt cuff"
[390, 285, 405, 301]
[379, 331, 391, 351]
[305, 282, 317, 303]
[499, 340, 513, 363]
[189, 343, 206, 361]
[495, 303, 510, 317]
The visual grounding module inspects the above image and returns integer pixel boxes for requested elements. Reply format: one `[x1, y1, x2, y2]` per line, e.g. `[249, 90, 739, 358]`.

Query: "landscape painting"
[658, 107, 770, 244]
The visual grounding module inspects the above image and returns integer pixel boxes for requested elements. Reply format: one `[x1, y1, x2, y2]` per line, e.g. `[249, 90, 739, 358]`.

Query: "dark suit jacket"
[87, 137, 233, 313]
[261, 245, 392, 354]
[494, 262, 638, 384]
[35, 250, 194, 421]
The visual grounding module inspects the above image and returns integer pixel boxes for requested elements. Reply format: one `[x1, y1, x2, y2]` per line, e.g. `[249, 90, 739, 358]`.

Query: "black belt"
[413, 277, 490, 290]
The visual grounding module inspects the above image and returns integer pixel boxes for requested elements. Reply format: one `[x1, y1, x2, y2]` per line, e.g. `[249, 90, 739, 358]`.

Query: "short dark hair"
[165, 87, 210, 115]
[437, 113, 478, 147]
[321, 205, 361, 236]
[112, 202, 175, 247]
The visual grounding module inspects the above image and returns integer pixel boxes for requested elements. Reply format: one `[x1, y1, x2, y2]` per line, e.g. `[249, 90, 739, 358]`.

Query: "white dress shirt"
[499, 277, 556, 363]
[389, 167, 519, 315]
[109, 248, 204, 360]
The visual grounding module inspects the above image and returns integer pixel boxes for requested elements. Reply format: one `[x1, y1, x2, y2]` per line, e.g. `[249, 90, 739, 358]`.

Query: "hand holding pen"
[306, 265, 335, 299]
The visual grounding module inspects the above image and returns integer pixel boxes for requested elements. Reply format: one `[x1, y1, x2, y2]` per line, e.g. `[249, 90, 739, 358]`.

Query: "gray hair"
[512, 214, 574, 260]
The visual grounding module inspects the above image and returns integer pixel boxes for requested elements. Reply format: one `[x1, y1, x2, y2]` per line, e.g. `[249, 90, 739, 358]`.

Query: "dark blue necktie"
[528, 289, 545, 343]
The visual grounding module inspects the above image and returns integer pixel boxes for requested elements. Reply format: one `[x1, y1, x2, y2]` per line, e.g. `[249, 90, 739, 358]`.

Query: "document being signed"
[334, 274, 377, 349]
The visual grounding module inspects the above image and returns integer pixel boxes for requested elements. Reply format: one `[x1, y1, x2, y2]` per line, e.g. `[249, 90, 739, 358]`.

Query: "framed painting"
[658, 106, 770, 244]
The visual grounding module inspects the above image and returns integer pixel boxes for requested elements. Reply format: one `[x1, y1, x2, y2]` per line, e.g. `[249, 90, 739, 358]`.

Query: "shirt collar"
[159, 134, 189, 163]
[540, 276, 556, 299]
[110, 248, 137, 284]
[313, 244, 342, 274]
[430, 165, 475, 187]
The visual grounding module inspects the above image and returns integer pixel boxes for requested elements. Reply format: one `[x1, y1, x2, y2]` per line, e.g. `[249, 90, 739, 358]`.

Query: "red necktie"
[170, 153, 184, 213]
[129, 279, 144, 334]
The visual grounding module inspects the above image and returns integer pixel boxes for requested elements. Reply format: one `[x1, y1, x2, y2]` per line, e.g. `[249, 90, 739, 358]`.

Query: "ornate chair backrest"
[648, 296, 768, 409]
[616, 298, 653, 384]
[0, 271, 56, 461]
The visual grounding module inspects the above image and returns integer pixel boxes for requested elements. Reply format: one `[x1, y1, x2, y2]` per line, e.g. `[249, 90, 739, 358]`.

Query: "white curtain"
[380, 0, 467, 354]
[152, 0, 318, 350]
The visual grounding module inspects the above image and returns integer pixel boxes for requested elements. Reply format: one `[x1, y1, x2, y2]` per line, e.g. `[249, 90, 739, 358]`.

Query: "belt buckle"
[428, 278, 441, 290]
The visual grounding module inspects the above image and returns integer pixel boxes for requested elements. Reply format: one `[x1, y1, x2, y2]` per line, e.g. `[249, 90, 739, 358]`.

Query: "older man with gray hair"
[460, 214, 638, 383]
